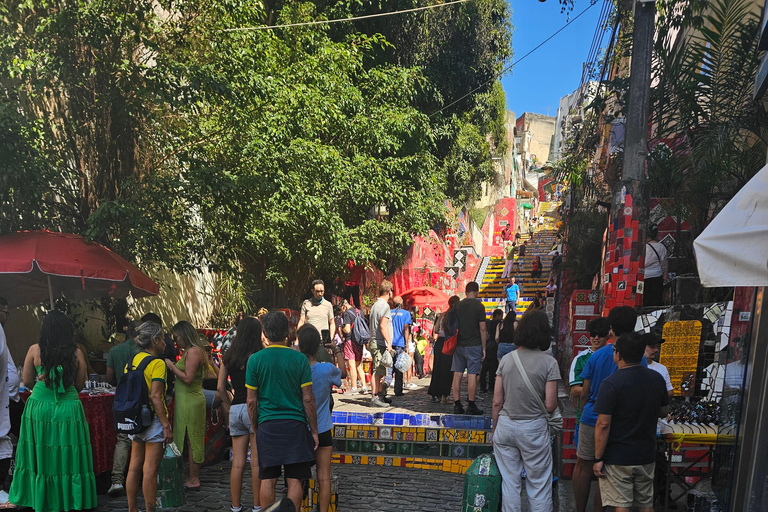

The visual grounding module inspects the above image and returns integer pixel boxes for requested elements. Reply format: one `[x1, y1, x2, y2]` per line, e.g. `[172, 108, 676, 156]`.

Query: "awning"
[693, 163, 768, 287]
[522, 203, 534, 209]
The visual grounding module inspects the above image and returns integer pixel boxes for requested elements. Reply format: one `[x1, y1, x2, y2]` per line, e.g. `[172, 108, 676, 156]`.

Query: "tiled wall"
[331, 413, 495, 475]
[603, 191, 644, 312]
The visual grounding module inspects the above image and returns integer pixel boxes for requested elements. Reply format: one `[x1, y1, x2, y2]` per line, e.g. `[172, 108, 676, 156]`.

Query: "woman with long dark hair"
[427, 295, 460, 404]
[165, 320, 210, 490]
[9, 310, 97, 511]
[218, 316, 263, 512]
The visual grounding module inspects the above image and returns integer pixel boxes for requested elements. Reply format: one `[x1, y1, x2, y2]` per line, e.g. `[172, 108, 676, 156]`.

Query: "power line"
[221, 0, 472, 32]
[429, 0, 599, 118]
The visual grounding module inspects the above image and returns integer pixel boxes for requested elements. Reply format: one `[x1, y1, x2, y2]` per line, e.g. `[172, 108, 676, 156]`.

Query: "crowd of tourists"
[0, 272, 673, 512]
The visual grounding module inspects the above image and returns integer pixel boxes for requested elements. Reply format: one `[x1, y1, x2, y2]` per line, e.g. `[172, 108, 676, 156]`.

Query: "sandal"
[0, 503, 17, 509]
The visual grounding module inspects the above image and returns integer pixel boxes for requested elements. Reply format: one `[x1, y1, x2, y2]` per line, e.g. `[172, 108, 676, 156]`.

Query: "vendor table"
[20, 391, 116, 475]
[657, 432, 722, 511]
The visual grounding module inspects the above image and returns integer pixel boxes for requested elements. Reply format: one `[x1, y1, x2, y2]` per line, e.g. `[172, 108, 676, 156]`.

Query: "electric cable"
[221, 0, 471, 32]
[429, 0, 599, 117]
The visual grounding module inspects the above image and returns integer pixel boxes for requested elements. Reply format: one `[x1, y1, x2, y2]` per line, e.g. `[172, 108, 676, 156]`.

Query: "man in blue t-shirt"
[390, 296, 412, 397]
[573, 306, 640, 512]
[503, 276, 520, 315]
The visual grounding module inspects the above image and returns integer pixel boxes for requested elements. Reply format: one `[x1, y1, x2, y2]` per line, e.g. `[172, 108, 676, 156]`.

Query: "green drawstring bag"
[156, 442, 184, 508]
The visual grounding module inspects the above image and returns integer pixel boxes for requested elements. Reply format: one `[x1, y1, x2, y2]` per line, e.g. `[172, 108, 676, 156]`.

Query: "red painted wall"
[481, 197, 517, 257]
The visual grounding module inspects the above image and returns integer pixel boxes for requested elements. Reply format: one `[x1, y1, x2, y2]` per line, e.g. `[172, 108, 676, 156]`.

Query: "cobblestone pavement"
[332, 375, 497, 415]
[97, 460, 578, 511]
[97, 378, 582, 511]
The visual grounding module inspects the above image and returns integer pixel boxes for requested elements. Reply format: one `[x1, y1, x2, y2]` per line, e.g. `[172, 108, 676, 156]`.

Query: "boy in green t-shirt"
[246, 312, 319, 512]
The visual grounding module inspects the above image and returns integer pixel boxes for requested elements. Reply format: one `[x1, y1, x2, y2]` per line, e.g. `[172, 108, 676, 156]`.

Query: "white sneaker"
[406, 383, 418, 389]
[350, 387, 359, 394]
[107, 483, 125, 496]
[360, 387, 369, 395]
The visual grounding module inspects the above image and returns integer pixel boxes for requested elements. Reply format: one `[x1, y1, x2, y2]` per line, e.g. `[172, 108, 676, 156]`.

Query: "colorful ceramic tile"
[379, 427, 392, 440]
[426, 429, 438, 442]
[356, 430, 365, 439]
[334, 426, 346, 438]
[366, 429, 376, 439]
[452, 445, 467, 457]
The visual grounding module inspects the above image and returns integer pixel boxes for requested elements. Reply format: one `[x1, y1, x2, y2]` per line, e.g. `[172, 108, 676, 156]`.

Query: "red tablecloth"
[20, 391, 116, 475]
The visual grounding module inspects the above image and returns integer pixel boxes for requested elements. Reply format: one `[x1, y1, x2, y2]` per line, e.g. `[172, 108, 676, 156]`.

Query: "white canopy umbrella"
[693, 163, 768, 287]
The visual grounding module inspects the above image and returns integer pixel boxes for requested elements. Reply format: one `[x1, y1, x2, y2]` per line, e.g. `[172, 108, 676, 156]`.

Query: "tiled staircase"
[476, 202, 560, 319]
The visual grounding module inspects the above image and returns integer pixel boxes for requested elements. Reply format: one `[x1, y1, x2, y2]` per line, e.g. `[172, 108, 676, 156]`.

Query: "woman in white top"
[643, 224, 668, 307]
[492, 310, 560, 512]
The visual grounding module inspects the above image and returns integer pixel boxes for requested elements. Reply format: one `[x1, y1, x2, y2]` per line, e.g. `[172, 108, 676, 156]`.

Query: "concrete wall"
[515, 113, 556, 171]
[553, 82, 599, 161]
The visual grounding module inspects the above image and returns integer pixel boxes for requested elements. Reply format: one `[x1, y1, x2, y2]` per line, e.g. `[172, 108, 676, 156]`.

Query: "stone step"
[332, 452, 475, 474]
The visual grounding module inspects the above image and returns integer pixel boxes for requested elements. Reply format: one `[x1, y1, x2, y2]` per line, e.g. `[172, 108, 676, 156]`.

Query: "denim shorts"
[450, 345, 483, 375]
[497, 343, 517, 361]
[229, 403, 254, 437]
[129, 416, 164, 444]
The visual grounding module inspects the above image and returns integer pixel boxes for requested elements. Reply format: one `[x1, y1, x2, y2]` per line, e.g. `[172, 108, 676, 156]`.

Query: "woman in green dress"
[9, 310, 97, 511]
[165, 321, 209, 490]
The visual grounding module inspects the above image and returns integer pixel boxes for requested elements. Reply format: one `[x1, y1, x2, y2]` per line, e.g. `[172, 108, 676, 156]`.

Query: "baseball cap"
[641, 332, 665, 346]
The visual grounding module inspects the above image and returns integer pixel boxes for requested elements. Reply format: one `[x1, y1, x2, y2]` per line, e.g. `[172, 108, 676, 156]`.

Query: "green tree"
[0, 0, 513, 307]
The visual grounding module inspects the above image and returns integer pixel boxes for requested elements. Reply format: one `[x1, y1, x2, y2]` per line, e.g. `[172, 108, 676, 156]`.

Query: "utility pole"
[604, 0, 656, 311]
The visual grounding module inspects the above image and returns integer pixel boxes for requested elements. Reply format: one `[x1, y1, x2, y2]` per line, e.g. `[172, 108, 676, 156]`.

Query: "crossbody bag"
[510, 350, 563, 434]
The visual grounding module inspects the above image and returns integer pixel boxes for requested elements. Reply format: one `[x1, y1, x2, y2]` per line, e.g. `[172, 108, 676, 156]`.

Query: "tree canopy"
[0, 0, 512, 305]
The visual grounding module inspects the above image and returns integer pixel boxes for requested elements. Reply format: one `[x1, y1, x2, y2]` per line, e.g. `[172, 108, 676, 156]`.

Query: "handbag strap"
[646, 242, 662, 266]
[510, 350, 549, 417]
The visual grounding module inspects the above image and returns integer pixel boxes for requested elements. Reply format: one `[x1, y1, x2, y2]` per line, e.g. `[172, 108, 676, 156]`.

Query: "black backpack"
[113, 355, 157, 434]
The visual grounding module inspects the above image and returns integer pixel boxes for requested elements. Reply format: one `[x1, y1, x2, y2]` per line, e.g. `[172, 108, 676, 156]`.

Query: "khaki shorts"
[599, 463, 655, 509]
[371, 344, 388, 376]
[576, 423, 595, 460]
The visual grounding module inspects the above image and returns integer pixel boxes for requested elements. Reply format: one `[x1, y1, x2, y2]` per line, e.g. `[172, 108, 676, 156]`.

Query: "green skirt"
[9, 384, 97, 512]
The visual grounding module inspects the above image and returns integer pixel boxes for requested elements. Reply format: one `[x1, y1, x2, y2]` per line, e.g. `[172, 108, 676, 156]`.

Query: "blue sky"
[502, 0, 604, 119]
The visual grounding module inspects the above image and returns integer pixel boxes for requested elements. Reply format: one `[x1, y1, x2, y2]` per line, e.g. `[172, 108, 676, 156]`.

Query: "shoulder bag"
[442, 332, 457, 356]
[510, 350, 563, 434]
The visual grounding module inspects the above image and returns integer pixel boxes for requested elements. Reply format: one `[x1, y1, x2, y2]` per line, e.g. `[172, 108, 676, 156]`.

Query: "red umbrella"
[399, 286, 451, 309]
[0, 230, 159, 308]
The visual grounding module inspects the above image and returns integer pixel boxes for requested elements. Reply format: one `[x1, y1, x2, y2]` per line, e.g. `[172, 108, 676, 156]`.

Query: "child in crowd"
[298, 325, 343, 512]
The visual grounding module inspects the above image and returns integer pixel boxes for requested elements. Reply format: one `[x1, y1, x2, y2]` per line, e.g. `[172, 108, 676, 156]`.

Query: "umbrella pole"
[47, 275, 54, 310]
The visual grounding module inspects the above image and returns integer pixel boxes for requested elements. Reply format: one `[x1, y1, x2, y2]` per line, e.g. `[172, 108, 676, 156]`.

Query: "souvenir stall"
[692, 162, 768, 512]
[633, 299, 752, 510]
[0, 231, 161, 475]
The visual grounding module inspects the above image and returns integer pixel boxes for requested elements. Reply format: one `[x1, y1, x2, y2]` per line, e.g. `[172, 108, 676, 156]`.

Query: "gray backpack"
[351, 308, 370, 346]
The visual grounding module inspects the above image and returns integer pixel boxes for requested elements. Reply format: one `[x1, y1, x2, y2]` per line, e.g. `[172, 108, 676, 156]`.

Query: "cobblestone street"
[96, 378, 581, 511]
